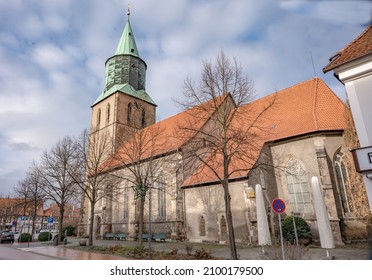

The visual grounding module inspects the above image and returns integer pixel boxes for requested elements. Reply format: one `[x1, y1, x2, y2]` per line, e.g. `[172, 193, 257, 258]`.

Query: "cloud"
[0, 0, 371, 195]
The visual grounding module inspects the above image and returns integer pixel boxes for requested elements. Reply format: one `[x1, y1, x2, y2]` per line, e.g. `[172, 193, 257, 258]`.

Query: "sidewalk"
[15, 237, 372, 260]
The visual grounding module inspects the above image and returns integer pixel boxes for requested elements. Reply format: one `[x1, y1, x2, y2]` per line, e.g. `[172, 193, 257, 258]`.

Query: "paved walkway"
[9, 237, 372, 260]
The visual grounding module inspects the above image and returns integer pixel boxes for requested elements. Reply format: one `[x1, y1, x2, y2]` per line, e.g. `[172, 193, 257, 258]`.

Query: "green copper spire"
[114, 7, 139, 57]
[92, 6, 156, 107]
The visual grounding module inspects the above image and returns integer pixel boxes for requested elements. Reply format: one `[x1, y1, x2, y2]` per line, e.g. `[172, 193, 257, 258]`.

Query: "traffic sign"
[47, 217, 54, 224]
[272, 198, 286, 214]
[20, 216, 26, 221]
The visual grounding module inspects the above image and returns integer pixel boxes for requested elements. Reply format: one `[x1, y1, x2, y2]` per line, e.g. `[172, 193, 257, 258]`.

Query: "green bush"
[282, 215, 312, 244]
[19, 233, 32, 242]
[62, 225, 76, 236]
[38, 231, 53, 241]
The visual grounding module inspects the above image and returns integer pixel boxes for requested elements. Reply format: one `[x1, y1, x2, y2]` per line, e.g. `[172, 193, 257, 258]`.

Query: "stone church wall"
[270, 133, 344, 245]
[184, 181, 251, 244]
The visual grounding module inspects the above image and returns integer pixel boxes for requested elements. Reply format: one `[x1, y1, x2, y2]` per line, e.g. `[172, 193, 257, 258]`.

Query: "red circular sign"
[272, 198, 286, 214]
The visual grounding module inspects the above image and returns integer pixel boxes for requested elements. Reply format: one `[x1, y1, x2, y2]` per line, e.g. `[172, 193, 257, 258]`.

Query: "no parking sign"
[271, 198, 286, 214]
[271, 198, 286, 260]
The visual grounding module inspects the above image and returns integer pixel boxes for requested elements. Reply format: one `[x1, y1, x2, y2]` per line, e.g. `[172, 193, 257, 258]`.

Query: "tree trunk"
[138, 199, 145, 246]
[57, 206, 65, 245]
[222, 180, 238, 259]
[88, 201, 95, 246]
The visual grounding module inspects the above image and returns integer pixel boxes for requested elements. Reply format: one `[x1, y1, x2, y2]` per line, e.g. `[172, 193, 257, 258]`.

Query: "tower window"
[127, 103, 132, 124]
[141, 109, 146, 128]
[97, 109, 101, 126]
[106, 103, 111, 123]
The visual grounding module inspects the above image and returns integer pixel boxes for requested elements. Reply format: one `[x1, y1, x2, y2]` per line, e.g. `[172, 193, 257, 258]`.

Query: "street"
[0, 243, 58, 260]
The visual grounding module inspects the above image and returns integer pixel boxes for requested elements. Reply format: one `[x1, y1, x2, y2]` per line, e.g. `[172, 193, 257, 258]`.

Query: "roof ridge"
[245, 77, 320, 106]
[312, 78, 319, 130]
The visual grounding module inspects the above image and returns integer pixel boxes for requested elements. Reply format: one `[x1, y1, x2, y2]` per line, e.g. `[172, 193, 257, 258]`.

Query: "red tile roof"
[101, 78, 347, 187]
[102, 95, 228, 171]
[323, 25, 372, 73]
[182, 78, 347, 187]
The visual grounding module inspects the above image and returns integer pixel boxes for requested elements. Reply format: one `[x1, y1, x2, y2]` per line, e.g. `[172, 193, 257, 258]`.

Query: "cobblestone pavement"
[6, 237, 372, 260]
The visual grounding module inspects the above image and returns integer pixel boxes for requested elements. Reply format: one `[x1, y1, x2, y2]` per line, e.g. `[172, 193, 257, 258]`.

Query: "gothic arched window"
[220, 215, 228, 239]
[127, 103, 132, 125]
[106, 103, 111, 123]
[199, 216, 206, 236]
[141, 108, 146, 128]
[334, 151, 351, 214]
[97, 109, 101, 126]
[157, 174, 166, 217]
[286, 159, 313, 214]
[123, 186, 129, 219]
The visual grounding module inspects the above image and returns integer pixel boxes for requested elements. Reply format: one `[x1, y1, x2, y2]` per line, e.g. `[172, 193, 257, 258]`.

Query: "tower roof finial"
[127, 4, 131, 17]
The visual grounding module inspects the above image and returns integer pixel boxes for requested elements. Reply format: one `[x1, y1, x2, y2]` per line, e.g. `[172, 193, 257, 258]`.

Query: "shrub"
[282, 215, 312, 244]
[62, 225, 76, 236]
[19, 233, 32, 242]
[38, 232, 53, 241]
[194, 248, 212, 259]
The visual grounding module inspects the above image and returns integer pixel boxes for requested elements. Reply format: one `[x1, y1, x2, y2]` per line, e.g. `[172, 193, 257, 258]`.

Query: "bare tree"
[113, 121, 167, 247]
[36, 136, 81, 245]
[14, 163, 45, 238]
[178, 51, 275, 259]
[72, 129, 120, 246]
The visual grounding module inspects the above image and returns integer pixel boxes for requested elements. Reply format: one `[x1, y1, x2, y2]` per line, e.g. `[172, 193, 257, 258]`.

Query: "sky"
[0, 0, 371, 195]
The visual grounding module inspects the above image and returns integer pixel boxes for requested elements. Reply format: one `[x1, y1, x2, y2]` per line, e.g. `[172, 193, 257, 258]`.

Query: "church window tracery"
[334, 150, 351, 214]
[286, 159, 313, 214]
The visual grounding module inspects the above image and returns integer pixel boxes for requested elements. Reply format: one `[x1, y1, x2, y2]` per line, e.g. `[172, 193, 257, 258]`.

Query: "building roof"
[323, 25, 372, 73]
[92, 84, 156, 107]
[0, 198, 44, 216]
[100, 78, 347, 187]
[182, 78, 347, 187]
[102, 95, 228, 171]
[114, 15, 140, 57]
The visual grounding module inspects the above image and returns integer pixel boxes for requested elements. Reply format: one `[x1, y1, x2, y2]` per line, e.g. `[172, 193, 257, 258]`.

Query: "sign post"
[47, 217, 54, 242]
[272, 198, 286, 260]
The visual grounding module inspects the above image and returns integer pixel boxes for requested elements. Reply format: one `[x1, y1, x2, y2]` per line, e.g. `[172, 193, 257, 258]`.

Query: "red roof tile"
[323, 25, 372, 72]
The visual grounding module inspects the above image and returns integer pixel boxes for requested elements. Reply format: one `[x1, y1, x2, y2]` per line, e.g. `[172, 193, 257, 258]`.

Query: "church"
[81, 12, 371, 245]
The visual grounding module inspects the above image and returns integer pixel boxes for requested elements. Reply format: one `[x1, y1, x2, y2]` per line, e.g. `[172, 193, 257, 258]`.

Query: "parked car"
[0, 231, 14, 244]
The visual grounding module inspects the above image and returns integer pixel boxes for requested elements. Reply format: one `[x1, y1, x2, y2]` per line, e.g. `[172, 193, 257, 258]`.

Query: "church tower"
[90, 9, 156, 151]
